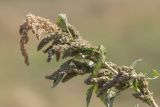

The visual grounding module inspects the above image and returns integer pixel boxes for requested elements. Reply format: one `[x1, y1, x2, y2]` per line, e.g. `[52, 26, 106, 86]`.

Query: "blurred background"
[0, 0, 160, 107]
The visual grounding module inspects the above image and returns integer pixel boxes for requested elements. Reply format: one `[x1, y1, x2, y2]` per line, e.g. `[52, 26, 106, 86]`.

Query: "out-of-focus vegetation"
[0, 0, 160, 107]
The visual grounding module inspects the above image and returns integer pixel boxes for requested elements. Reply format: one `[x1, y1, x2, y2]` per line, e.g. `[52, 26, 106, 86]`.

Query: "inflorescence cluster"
[19, 14, 158, 107]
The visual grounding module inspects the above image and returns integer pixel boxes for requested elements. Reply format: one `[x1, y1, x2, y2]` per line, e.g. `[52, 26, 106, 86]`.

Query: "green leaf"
[52, 74, 64, 88]
[147, 69, 160, 80]
[56, 14, 69, 32]
[60, 59, 72, 68]
[151, 69, 160, 77]
[99, 90, 118, 107]
[81, 47, 95, 54]
[133, 79, 140, 92]
[99, 94, 108, 107]
[62, 72, 77, 83]
[86, 85, 94, 107]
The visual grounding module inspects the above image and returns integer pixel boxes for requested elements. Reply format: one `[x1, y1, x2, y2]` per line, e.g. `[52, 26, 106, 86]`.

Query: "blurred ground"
[0, 0, 160, 107]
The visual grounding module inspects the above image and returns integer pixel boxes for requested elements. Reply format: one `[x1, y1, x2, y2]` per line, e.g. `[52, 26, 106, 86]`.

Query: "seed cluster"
[19, 14, 59, 65]
[19, 14, 158, 107]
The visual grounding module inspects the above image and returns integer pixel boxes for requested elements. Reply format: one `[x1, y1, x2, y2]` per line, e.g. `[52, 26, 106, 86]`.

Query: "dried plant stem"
[103, 62, 118, 74]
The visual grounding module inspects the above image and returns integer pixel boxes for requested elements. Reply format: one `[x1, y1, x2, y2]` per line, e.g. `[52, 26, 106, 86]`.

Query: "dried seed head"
[20, 13, 59, 39]
[19, 14, 60, 65]
[20, 36, 29, 65]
